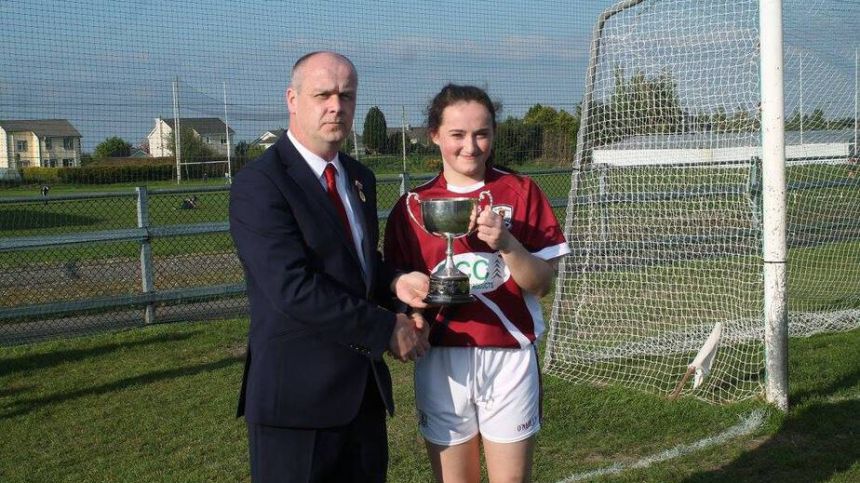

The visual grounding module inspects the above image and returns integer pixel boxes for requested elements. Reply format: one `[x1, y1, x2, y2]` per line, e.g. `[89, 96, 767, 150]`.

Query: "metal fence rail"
[5, 163, 858, 345]
[0, 168, 574, 345]
[3, 164, 857, 345]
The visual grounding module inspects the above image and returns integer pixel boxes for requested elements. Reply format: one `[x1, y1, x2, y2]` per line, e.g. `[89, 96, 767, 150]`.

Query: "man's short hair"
[289, 51, 356, 91]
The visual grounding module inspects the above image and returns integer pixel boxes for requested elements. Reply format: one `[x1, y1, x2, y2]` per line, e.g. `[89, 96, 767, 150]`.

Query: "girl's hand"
[475, 207, 514, 252]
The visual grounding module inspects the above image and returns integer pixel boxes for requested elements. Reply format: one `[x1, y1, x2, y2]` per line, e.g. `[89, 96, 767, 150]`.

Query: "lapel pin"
[354, 180, 366, 203]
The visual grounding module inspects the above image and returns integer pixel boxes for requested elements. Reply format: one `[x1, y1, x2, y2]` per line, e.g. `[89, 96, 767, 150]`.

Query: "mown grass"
[0, 178, 233, 197]
[0, 163, 860, 482]
[0, 168, 573, 266]
[0, 316, 857, 482]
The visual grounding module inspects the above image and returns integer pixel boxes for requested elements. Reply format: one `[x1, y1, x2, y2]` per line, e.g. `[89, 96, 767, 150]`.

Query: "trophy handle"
[478, 190, 493, 212]
[454, 191, 493, 239]
[458, 190, 494, 239]
[405, 192, 432, 235]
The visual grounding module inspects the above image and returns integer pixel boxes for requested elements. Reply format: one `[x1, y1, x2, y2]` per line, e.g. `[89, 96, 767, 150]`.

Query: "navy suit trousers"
[247, 373, 388, 483]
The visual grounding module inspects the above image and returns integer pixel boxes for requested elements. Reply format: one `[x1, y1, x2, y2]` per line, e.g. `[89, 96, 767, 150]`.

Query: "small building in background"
[250, 128, 285, 150]
[387, 125, 430, 147]
[147, 117, 234, 158]
[0, 119, 82, 177]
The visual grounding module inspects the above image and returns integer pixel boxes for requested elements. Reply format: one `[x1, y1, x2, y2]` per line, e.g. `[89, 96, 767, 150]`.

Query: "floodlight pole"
[760, 0, 789, 412]
[854, 47, 858, 156]
[173, 76, 182, 184]
[224, 81, 233, 181]
[353, 129, 360, 160]
[401, 105, 407, 173]
[798, 53, 803, 144]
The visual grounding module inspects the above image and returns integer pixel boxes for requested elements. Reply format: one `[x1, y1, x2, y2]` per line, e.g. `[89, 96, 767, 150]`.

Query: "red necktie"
[323, 163, 352, 236]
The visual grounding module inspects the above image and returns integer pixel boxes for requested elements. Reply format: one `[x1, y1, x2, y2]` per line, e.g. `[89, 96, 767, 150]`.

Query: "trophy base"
[425, 276, 474, 307]
[424, 293, 476, 306]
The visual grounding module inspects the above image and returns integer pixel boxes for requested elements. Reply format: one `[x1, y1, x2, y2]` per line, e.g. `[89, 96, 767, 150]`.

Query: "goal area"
[544, 0, 859, 404]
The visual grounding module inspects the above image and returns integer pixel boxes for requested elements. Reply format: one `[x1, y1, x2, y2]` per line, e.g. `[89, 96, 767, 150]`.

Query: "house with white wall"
[147, 117, 234, 158]
[0, 119, 82, 177]
[250, 128, 285, 150]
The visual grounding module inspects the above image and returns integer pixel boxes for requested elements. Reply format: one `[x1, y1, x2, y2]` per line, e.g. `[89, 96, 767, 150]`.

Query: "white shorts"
[414, 346, 541, 446]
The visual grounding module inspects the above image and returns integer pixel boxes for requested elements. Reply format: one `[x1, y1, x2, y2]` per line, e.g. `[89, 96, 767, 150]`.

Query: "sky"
[0, 0, 856, 151]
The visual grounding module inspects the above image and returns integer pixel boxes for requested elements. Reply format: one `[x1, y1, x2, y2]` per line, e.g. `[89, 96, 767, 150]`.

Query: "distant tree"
[93, 136, 131, 159]
[523, 104, 557, 127]
[386, 132, 404, 156]
[806, 108, 826, 130]
[524, 104, 580, 164]
[710, 107, 729, 133]
[494, 118, 542, 166]
[363, 106, 388, 154]
[828, 117, 855, 130]
[235, 140, 250, 157]
[338, 132, 355, 157]
[246, 145, 266, 160]
[785, 107, 829, 132]
[590, 67, 684, 149]
[166, 127, 217, 163]
[726, 107, 759, 132]
[79, 153, 94, 166]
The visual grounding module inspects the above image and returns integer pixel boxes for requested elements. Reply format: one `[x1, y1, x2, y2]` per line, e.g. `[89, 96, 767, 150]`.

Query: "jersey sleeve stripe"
[532, 242, 571, 261]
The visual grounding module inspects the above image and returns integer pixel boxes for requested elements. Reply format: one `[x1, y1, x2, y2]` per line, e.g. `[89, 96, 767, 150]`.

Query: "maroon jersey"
[384, 168, 570, 348]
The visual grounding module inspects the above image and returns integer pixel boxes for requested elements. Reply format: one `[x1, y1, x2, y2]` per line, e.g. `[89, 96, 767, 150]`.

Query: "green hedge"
[56, 164, 176, 184]
[21, 167, 61, 184]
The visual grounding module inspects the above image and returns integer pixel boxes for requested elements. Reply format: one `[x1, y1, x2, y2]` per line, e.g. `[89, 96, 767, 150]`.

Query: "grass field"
[1, 162, 858, 480]
[0, 315, 857, 482]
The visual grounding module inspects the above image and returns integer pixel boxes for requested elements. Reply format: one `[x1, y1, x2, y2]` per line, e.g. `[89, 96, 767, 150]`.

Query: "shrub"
[56, 165, 175, 184]
[21, 167, 61, 184]
[423, 157, 443, 172]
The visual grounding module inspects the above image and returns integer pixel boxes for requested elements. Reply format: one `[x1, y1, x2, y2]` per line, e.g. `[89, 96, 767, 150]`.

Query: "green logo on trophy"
[406, 191, 493, 306]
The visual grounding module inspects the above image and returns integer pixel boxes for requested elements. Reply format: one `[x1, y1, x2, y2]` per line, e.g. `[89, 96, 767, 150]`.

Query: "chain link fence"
[0, 168, 573, 345]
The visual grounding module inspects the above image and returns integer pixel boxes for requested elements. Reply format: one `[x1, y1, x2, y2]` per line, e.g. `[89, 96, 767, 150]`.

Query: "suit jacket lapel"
[277, 136, 363, 270]
[340, 159, 376, 293]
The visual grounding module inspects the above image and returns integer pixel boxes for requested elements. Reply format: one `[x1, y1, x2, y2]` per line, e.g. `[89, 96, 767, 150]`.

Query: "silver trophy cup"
[406, 191, 493, 306]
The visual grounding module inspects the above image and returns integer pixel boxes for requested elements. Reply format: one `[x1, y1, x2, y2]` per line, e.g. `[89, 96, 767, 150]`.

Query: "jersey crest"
[492, 204, 514, 229]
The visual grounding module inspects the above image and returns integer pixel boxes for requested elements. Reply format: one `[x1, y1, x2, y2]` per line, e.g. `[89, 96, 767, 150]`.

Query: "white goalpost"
[169, 77, 234, 184]
[545, 0, 859, 406]
[759, 0, 788, 411]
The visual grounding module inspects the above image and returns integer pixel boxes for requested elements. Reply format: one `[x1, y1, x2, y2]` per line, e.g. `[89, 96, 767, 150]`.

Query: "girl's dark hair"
[427, 84, 503, 170]
[427, 84, 496, 134]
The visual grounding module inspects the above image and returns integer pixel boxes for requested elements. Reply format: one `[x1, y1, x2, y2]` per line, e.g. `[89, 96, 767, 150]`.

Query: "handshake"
[388, 271, 432, 362]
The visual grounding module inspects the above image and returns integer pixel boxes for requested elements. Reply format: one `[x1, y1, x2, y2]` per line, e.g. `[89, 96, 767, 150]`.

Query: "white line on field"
[556, 409, 766, 483]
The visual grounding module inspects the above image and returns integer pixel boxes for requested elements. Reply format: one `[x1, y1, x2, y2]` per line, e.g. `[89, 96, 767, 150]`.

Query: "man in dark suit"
[229, 51, 430, 482]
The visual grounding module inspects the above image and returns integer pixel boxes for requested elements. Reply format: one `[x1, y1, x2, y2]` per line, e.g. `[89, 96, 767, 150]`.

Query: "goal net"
[545, 0, 859, 404]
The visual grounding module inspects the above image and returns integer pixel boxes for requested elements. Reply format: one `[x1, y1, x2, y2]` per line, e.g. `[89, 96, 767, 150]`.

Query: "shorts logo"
[516, 415, 538, 433]
[430, 252, 511, 294]
[418, 410, 429, 428]
[492, 205, 514, 229]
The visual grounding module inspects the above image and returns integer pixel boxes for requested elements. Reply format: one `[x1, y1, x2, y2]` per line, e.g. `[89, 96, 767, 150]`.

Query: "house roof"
[0, 119, 81, 137]
[160, 117, 234, 134]
[262, 128, 286, 139]
[251, 128, 286, 145]
[386, 126, 430, 142]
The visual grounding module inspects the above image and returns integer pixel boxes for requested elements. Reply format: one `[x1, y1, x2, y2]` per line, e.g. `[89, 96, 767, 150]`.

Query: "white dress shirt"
[287, 130, 368, 276]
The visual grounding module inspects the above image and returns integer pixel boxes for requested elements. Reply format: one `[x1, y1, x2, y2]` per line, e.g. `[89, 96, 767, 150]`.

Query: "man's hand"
[389, 313, 430, 362]
[392, 271, 430, 309]
[410, 310, 430, 344]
